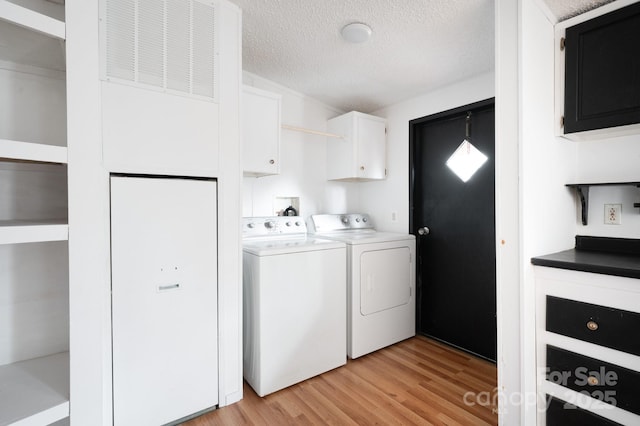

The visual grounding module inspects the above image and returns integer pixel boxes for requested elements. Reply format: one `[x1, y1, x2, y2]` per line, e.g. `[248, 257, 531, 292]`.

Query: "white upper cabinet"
[326, 111, 386, 181]
[242, 85, 281, 176]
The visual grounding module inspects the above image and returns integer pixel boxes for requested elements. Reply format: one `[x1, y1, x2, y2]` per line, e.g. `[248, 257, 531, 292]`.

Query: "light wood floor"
[185, 336, 497, 425]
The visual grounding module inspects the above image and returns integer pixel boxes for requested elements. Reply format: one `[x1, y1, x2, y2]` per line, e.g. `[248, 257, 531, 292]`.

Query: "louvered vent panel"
[137, 0, 164, 87]
[166, 0, 191, 93]
[192, 1, 216, 98]
[106, 0, 136, 81]
[103, 0, 218, 101]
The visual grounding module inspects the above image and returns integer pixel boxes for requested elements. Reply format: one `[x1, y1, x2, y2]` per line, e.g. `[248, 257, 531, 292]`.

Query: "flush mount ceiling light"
[341, 23, 372, 43]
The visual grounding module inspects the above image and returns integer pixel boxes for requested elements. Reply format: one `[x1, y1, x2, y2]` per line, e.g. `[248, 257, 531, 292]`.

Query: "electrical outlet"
[604, 204, 622, 225]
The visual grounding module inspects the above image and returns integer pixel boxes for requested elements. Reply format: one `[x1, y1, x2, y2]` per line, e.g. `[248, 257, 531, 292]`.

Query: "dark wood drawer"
[547, 345, 640, 416]
[546, 296, 640, 356]
[546, 395, 621, 425]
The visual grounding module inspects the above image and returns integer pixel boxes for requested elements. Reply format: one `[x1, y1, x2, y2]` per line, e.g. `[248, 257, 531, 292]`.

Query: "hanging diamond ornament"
[445, 112, 488, 182]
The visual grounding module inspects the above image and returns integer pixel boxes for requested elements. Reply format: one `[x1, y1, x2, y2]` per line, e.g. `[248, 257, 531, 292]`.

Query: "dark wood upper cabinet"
[564, 1, 640, 134]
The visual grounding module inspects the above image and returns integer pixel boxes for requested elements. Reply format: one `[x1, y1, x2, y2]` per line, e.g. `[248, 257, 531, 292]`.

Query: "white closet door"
[111, 176, 218, 425]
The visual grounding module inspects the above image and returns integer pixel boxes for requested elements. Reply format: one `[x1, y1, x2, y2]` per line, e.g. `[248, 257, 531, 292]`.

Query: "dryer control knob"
[341, 216, 349, 224]
[362, 217, 368, 222]
[355, 217, 360, 223]
[295, 221, 301, 226]
[264, 220, 275, 229]
[247, 223, 255, 228]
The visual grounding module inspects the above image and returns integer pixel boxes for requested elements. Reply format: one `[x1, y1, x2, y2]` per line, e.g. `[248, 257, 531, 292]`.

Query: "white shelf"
[0, 220, 68, 245]
[0, 140, 67, 164]
[0, 352, 69, 426]
[0, 1, 64, 40]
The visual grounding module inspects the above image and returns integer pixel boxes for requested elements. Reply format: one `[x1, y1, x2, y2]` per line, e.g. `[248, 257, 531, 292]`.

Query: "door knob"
[417, 227, 430, 235]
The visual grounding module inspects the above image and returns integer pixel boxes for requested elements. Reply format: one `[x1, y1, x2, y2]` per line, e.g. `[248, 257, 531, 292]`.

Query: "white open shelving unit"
[0, 352, 70, 426]
[0, 0, 69, 424]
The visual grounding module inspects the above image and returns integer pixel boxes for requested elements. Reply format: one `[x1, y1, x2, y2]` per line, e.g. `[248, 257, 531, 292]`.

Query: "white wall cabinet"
[0, 0, 69, 424]
[242, 85, 281, 176]
[327, 111, 386, 181]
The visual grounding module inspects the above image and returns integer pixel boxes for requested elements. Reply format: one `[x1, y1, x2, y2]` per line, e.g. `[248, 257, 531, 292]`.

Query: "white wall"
[520, 1, 577, 423]
[363, 72, 495, 234]
[242, 72, 359, 220]
[0, 67, 66, 146]
[573, 135, 640, 238]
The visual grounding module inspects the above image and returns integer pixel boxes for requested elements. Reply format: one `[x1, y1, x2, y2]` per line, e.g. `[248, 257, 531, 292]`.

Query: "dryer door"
[360, 247, 411, 315]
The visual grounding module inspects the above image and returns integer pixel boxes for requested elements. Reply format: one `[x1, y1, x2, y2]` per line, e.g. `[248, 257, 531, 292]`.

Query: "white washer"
[309, 214, 416, 359]
[242, 216, 346, 397]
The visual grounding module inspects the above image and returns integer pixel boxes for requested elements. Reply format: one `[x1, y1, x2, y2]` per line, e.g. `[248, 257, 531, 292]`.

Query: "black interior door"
[409, 99, 496, 361]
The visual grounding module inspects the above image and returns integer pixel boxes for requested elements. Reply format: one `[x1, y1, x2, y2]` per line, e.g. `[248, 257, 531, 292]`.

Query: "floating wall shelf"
[566, 182, 640, 225]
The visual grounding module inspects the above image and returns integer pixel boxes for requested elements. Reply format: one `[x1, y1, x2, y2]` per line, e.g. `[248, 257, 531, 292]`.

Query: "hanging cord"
[465, 111, 472, 153]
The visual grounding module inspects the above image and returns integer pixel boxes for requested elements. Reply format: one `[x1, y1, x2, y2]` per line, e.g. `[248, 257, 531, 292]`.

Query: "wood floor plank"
[378, 347, 491, 399]
[331, 363, 436, 425]
[267, 384, 329, 425]
[407, 382, 494, 426]
[310, 375, 390, 425]
[183, 336, 497, 426]
[292, 380, 359, 425]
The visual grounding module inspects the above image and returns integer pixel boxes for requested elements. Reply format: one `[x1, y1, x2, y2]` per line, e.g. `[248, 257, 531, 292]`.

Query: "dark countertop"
[531, 236, 640, 279]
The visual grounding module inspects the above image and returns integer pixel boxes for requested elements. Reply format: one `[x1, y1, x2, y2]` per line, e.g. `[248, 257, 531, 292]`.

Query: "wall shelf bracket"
[566, 182, 640, 226]
[567, 184, 589, 225]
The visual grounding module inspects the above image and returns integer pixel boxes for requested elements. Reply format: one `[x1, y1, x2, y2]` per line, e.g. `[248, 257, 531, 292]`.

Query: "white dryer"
[242, 216, 346, 396]
[309, 214, 416, 359]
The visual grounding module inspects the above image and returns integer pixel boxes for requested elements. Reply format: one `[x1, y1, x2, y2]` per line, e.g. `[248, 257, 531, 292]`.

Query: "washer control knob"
[341, 216, 349, 224]
[355, 217, 361, 223]
[362, 217, 368, 222]
[264, 220, 275, 229]
[247, 223, 255, 229]
[286, 222, 292, 227]
[295, 221, 301, 226]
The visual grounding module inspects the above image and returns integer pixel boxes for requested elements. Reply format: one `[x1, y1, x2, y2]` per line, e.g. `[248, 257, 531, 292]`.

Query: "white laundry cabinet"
[326, 111, 387, 181]
[111, 176, 218, 425]
[242, 85, 281, 176]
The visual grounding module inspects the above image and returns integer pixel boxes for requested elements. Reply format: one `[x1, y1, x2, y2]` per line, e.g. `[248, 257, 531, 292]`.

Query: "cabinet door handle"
[586, 320, 599, 331]
[158, 283, 180, 292]
[269, 159, 275, 165]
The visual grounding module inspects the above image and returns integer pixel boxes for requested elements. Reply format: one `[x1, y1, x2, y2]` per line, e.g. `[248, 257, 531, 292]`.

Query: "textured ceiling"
[230, 0, 494, 113]
[544, 0, 615, 21]
[229, 0, 613, 113]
